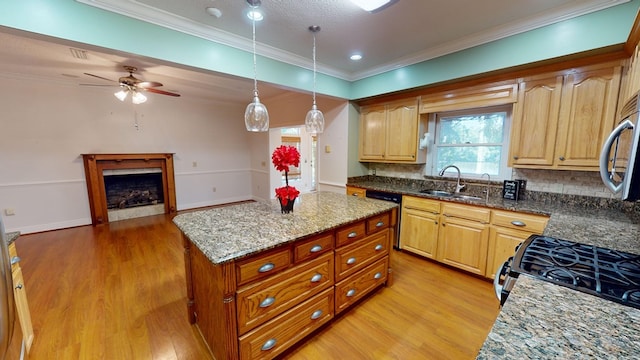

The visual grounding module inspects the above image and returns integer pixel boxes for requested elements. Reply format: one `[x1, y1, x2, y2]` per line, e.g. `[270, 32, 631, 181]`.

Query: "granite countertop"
[172, 191, 397, 264]
[347, 179, 640, 358]
[5, 231, 19, 245]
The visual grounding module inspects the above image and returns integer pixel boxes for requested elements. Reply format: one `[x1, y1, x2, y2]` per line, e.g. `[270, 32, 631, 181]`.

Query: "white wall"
[0, 74, 256, 233]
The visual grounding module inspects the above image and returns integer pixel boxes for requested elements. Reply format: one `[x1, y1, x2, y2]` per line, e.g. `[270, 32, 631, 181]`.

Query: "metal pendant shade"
[305, 25, 324, 134]
[244, 0, 269, 132]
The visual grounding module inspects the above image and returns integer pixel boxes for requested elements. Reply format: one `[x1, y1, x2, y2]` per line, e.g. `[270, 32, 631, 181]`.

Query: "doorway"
[269, 126, 318, 196]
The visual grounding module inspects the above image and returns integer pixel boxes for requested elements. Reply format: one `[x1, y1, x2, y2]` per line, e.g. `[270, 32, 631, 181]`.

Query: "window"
[429, 105, 511, 179]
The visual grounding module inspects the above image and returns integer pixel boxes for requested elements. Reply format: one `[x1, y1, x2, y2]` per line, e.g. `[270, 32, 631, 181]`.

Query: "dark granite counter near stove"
[347, 178, 640, 358]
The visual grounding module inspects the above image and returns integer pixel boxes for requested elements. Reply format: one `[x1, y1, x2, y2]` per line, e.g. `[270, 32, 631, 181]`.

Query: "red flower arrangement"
[272, 145, 301, 213]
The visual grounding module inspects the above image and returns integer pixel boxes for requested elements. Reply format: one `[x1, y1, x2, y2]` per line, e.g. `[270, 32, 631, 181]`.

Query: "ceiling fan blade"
[83, 73, 116, 82]
[80, 83, 118, 87]
[144, 88, 181, 97]
[137, 81, 163, 88]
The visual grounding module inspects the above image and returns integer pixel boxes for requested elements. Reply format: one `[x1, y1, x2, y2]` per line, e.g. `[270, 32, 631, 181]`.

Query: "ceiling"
[0, 0, 631, 103]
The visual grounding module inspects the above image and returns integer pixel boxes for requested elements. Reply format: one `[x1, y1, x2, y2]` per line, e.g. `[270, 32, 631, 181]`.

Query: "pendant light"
[305, 25, 324, 134]
[244, 0, 269, 132]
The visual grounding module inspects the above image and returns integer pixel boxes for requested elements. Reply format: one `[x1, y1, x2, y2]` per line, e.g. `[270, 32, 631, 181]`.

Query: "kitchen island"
[346, 177, 640, 358]
[173, 192, 397, 360]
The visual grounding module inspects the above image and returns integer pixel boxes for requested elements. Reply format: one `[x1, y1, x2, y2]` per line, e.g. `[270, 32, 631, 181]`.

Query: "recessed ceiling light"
[350, 0, 398, 12]
[247, 9, 263, 21]
[350, 54, 362, 61]
[205, 7, 222, 18]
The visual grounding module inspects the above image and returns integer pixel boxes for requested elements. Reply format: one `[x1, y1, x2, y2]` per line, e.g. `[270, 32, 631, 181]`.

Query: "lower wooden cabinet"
[399, 195, 549, 279]
[9, 242, 34, 354]
[346, 186, 366, 198]
[184, 210, 394, 360]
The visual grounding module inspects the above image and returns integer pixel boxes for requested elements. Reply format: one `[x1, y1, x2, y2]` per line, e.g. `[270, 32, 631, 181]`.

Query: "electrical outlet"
[4, 208, 15, 216]
[192, 161, 198, 167]
[212, 187, 217, 192]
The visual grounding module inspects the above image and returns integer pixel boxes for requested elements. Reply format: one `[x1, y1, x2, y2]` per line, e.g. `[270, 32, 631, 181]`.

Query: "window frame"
[425, 104, 513, 180]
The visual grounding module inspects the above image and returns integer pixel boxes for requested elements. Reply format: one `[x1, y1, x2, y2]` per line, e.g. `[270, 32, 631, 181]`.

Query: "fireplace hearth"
[82, 153, 177, 225]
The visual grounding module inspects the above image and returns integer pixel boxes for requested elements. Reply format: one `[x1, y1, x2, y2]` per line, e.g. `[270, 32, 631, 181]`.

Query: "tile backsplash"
[367, 164, 617, 199]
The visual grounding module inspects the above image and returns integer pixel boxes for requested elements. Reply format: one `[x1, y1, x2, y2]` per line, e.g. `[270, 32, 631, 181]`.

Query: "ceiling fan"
[82, 65, 180, 104]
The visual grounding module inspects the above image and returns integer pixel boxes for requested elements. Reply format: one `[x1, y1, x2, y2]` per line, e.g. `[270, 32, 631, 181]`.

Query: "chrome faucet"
[481, 173, 491, 203]
[438, 165, 465, 193]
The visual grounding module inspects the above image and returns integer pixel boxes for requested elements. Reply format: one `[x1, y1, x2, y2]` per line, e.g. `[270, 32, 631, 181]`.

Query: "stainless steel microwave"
[600, 92, 640, 201]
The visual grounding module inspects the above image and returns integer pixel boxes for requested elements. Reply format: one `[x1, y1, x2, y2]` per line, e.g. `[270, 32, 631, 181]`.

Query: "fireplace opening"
[103, 170, 165, 210]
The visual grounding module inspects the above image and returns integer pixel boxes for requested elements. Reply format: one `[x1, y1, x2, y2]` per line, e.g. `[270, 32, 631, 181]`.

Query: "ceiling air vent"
[69, 47, 88, 60]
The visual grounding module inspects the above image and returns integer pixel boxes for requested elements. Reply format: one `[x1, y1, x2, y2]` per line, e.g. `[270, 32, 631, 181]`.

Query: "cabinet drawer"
[366, 212, 390, 234]
[402, 196, 440, 214]
[491, 210, 548, 233]
[336, 221, 366, 247]
[239, 288, 334, 360]
[237, 252, 333, 335]
[236, 247, 292, 286]
[335, 230, 389, 282]
[294, 233, 334, 263]
[335, 258, 388, 314]
[346, 186, 366, 198]
[441, 203, 490, 223]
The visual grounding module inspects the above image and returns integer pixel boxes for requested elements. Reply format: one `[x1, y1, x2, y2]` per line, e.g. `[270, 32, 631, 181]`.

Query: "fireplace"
[82, 153, 177, 225]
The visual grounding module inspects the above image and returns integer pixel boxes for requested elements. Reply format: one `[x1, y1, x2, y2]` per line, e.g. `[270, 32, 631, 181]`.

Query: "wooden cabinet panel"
[437, 214, 489, 276]
[359, 105, 387, 160]
[345, 186, 366, 198]
[441, 203, 490, 223]
[237, 253, 333, 335]
[509, 75, 563, 167]
[236, 247, 292, 286]
[336, 221, 367, 247]
[9, 243, 33, 353]
[294, 233, 334, 263]
[335, 258, 388, 314]
[400, 205, 439, 259]
[486, 227, 531, 280]
[335, 230, 389, 282]
[491, 210, 548, 234]
[358, 98, 426, 163]
[555, 66, 622, 168]
[239, 288, 334, 360]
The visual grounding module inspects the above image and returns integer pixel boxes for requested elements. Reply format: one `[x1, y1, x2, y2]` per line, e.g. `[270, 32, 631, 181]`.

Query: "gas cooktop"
[512, 235, 640, 309]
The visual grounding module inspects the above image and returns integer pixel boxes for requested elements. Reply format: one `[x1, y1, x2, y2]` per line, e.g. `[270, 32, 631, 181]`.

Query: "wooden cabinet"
[9, 242, 34, 354]
[345, 186, 366, 198]
[399, 196, 550, 279]
[184, 210, 393, 360]
[359, 98, 426, 163]
[437, 203, 490, 276]
[486, 210, 549, 279]
[509, 63, 623, 170]
[399, 196, 440, 259]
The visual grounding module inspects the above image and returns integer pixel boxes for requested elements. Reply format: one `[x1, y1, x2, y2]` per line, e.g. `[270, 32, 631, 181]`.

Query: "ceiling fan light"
[245, 93, 269, 132]
[350, 0, 395, 12]
[114, 89, 128, 101]
[132, 91, 147, 104]
[305, 104, 324, 134]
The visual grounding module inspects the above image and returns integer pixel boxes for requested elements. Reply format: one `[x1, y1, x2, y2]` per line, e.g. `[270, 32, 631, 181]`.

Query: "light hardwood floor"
[16, 212, 500, 360]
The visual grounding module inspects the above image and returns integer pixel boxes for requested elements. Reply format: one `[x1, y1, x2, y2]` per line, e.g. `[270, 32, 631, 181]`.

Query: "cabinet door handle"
[513, 156, 519, 160]
[374, 272, 383, 279]
[259, 297, 276, 308]
[346, 289, 356, 297]
[10, 256, 20, 265]
[310, 273, 323, 283]
[559, 156, 565, 161]
[309, 244, 323, 253]
[15, 284, 23, 290]
[374, 244, 383, 251]
[351, 193, 359, 196]
[261, 339, 277, 351]
[511, 220, 526, 227]
[310, 309, 323, 320]
[375, 221, 385, 227]
[346, 257, 357, 265]
[347, 231, 358, 238]
[258, 262, 275, 273]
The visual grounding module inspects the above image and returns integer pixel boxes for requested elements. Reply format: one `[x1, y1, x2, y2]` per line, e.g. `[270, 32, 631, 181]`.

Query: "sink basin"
[452, 194, 483, 201]
[419, 189, 453, 197]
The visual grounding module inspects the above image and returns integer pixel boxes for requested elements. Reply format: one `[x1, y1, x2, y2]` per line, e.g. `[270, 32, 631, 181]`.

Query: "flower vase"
[278, 197, 296, 214]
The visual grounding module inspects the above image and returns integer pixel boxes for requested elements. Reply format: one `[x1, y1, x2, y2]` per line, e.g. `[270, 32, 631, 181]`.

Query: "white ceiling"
[0, 0, 630, 103]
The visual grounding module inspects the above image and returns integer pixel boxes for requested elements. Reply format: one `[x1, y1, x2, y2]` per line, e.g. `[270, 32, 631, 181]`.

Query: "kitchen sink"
[451, 194, 483, 202]
[419, 189, 453, 197]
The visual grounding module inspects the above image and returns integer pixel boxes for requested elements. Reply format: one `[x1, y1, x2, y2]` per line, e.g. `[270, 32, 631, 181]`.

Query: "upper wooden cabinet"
[359, 98, 426, 163]
[509, 63, 623, 170]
